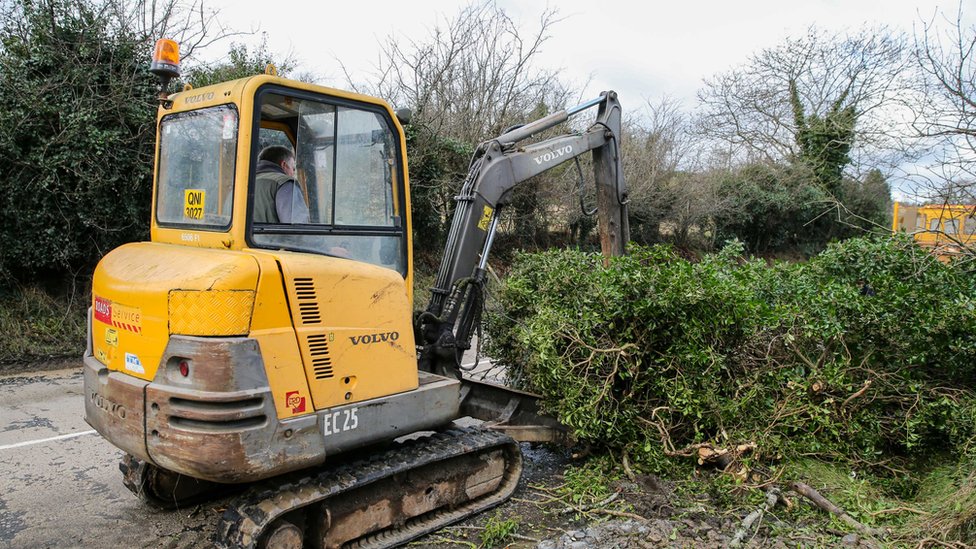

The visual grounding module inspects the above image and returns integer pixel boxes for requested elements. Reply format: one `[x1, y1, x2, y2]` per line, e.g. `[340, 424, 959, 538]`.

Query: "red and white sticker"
[94, 296, 112, 324]
[93, 296, 142, 334]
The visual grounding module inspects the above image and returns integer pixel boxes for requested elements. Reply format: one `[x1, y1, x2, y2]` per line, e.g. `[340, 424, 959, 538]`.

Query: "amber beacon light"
[150, 39, 181, 106]
[151, 38, 181, 79]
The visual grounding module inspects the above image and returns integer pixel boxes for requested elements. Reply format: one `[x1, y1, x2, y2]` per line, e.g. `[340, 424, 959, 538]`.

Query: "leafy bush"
[711, 163, 892, 256]
[712, 163, 828, 254]
[487, 236, 976, 471]
[0, 0, 156, 284]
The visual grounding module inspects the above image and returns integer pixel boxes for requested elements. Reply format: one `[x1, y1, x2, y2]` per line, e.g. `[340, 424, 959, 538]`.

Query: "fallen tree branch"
[865, 506, 930, 517]
[842, 380, 873, 408]
[729, 488, 780, 548]
[590, 508, 649, 522]
[559, 492, 619, 515]
[621, 450, 636, 481]
[699, 442, 757, 467]
[915, 536, 970, 549]
[790, 481, 886, 538]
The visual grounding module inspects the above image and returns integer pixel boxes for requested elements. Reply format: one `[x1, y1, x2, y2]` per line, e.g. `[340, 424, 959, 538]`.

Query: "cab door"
[245, 86, 416, 410]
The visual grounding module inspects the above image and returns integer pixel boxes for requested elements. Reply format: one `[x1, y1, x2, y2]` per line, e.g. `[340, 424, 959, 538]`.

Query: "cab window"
[944, 218, 960, 234]
[250, 90, 405, 274]
[156, 105, 238, 228]
[965, 216, 976, 236]
[259, 126, 292, 150]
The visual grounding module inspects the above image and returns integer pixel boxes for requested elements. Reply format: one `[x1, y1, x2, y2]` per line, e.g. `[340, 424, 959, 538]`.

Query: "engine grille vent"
[293, 278, 321, 325]
[306, 333, 334, 379]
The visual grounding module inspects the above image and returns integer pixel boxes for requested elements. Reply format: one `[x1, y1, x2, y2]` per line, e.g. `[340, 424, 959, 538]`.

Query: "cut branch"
[790, 481, 886, 538]
[842, 380, 873, 408]
[729, 488, 780, 548]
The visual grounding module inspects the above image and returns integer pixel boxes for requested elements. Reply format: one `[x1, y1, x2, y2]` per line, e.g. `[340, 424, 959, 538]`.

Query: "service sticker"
[183, 189, 206, 220]
[93, 296, 142, 334]
[111, 302, 142, 334]
[124, 352, 145, 374]
[477, 205, 494, 231]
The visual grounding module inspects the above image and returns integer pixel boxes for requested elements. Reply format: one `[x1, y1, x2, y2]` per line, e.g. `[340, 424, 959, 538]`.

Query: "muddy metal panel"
[145, 337, 460, 483]
[145, 369, 460, 482]
[320, 372, 461, 455]
[145, 336, 318, 483]
[83, 353, 151, 462]
[88, 332, 463, 484]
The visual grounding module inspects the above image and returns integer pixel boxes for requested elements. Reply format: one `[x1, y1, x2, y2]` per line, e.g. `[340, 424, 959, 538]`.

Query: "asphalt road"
[0, 367, 224, 549]
[0, 356, 509, 549]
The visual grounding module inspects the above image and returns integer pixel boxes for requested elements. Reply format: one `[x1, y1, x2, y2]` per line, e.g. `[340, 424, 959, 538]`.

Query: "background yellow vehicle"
[892, 201, 976, 257]
[84, 39, 627, 548]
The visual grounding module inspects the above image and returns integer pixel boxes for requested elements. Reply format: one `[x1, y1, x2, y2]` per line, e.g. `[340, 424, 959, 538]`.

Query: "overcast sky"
[203, 0, 973, 112]
[199, 0, 973, 199]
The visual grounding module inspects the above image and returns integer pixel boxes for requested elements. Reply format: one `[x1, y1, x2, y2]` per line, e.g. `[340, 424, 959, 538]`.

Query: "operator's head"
[259, 145, 296, 176]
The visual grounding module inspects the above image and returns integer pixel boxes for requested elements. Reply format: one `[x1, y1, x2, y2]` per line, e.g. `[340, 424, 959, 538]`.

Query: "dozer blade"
[215, 428, 522, 549]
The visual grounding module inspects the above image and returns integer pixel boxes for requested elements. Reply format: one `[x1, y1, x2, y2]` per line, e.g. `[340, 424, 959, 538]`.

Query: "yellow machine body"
[89, 75, 418, 422]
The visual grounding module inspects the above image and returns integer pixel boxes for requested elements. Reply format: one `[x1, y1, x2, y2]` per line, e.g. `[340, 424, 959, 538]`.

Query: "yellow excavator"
[83, 39, 628, 548]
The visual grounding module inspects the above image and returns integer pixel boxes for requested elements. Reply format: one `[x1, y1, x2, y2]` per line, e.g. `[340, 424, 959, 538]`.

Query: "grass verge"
[0, 283, 87, 368]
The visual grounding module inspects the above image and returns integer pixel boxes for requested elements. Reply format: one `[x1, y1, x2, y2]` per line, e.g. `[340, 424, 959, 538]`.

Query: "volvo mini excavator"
[83, 39, 629, 548]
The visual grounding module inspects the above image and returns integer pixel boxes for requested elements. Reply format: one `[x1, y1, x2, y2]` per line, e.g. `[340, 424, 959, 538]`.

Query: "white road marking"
[0, 430, 97, 451]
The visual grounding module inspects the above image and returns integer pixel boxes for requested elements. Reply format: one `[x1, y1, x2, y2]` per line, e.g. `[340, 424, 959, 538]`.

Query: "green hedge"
[0, 0, 156, 284]
[487, 236, 976, 470]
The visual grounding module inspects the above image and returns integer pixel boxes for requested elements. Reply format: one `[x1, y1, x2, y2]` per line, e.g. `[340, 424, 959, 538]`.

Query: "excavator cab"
[245, 90, 408, 272]
[153, 84, 409, 274]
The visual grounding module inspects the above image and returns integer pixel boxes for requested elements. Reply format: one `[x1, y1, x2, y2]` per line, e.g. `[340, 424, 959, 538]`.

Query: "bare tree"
[358, 2, 569, 140]
[696, 26, 912, 173]
[620, 96, 728, 248]
[911, 5, 976, 204]
[103, 0, 243, 60]
[348, 1, 574, 250]
[635, 96, 692, 184]
[623, 96, 690, 242]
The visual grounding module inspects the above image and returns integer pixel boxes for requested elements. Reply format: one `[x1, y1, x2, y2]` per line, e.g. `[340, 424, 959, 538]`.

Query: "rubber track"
[213, 428, 522, 549]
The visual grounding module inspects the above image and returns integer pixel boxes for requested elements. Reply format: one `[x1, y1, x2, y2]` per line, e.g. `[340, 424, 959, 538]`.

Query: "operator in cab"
[254, 145, 310, 224]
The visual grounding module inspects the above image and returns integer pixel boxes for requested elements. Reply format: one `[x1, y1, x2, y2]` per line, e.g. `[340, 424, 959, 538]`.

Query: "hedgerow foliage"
[0, 0, 156, 283]
[487, 236, 976, 470]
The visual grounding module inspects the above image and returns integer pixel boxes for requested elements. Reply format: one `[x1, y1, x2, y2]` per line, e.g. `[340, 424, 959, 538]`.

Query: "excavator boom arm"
[418, 91, 628, 376]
